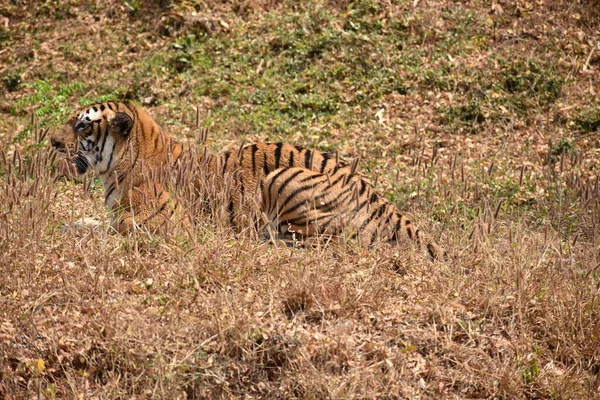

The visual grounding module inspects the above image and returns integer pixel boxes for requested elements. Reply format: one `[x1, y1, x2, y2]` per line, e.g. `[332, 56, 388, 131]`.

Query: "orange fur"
[262, 167, 446, 260]
[51, 101, 182, 233]
[50, 102, 348, 233]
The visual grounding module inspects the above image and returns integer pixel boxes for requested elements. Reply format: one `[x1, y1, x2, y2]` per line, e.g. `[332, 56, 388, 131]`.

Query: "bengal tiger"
[49, 101, 349, 233]
[50, 101, 445, 259]
[262, 167, 446, 260]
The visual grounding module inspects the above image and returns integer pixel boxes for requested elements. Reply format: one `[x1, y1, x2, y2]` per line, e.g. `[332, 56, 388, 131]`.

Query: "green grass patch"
[571, 106, 600, 133]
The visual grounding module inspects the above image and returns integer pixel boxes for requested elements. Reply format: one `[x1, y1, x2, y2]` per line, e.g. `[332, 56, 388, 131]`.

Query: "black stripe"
[276, 168, 305, 197]
[286, 213, 335, 234]
[327, 172, 347, 188]
[97, 123, 110, 158]
[360, 203, 387, 232]
[369, 193, 379, 203]
[105, 185, 116, 204]
[100, 104, 105, 111]
[140, 197, 169, 224]
[251, 144, 258, 175]
[316, 214, 338, 232]
[278, 198, 309, 220]
[274, 143, 283, 169]
[377, 203, 388, 218]
[289, 213, 334, 232]
[294, 145, 304, 152]
[228, 199, 236, 229]
[313, 185, 355, 214]
[222, 152, 230, 174]
[263, 152, 270, 176]
[99, 145, 114, 175]
[240, 176, 245, 202]
[281, 185, 354, 221]
[278, 180, 321, 213]
[288, 151, 295, 167]
[107, 102, 115, 111]
[319, 152, 331, 173]
[369, 229, 378, 246]
[380, 205, 395, 240]
[358, 204, 387, 231]
[311, 178, 355, 205]
[284, 214, 309, 226]
[266, 168, 289, 212]
[267, 168, 288, 196]
[359, 179, 367, 196]
[304, 150, 313, 169]
[353, 198, 370, 214]
[299, 173, 325, 184]
[414, 228, 421, 244]
[389, 213, 403, 242]
[427, 243, 437, 259]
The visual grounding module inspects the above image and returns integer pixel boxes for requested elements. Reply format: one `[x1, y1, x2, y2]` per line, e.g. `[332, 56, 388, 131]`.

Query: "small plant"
[124, 0, 141, 15]
[496, 59, 564, 111]
[520, 356, 540, 385]
[2, 71, 22, 92]
[13, 80, 85, 128]
[551, 137, 575, 157]
[79, 89, 122, 107]
[442, 100, 486, 133]
[571, 106, 600, 133]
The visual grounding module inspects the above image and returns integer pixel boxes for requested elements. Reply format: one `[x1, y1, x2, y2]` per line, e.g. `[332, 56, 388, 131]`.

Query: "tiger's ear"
[108, 112, 134, 136]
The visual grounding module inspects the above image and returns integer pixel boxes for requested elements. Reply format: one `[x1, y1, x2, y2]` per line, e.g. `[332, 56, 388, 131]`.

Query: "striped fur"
[50, 101, 183, 233]
[195, 142, 352, 229]
[262, 167, 446, 260]
[51, 102, 350, 234]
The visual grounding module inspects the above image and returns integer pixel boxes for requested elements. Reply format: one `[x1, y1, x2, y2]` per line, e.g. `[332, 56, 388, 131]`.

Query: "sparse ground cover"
[1, 0, 599, 398]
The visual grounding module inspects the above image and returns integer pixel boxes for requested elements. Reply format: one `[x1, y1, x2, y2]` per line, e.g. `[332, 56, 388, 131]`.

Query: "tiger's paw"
[58, 217, 104, 233]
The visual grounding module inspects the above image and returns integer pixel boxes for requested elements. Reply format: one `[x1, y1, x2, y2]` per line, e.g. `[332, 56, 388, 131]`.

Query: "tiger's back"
[262, 167, 446, 260]
[195, 143, 352, 228]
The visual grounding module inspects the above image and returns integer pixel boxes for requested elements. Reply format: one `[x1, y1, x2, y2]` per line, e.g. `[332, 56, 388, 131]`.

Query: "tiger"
[50, 101, 184, 233]
[50, 101, 445, 259]
[261, 166, 446, 260]
[49, 100, 350, 233]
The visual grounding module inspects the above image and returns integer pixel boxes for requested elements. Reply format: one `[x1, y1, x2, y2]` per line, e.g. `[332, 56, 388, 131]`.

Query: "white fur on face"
[77, 107, 103, 124]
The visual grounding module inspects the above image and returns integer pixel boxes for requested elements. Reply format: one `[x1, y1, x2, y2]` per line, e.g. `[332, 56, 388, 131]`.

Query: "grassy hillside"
[1, 0, 599, 398]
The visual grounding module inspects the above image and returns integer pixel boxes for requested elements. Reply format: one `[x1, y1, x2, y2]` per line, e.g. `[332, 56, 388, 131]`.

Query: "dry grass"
[1, 0, 600, 398]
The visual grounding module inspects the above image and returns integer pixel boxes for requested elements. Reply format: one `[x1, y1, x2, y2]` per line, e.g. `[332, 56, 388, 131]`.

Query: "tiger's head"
[50, 101, 138, 177]
[50, 101, 181, 178]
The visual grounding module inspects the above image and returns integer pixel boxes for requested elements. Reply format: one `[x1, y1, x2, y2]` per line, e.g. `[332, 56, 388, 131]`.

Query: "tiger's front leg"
[111, 183, 178, 234]
[58, 217, 106, 233]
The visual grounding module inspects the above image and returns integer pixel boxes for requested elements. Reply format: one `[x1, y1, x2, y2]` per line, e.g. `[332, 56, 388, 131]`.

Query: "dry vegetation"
[1, 0, 600, 398]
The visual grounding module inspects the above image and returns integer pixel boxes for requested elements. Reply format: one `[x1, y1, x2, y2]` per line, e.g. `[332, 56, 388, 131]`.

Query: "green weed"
[12, 80, 85, 127]
[571, 106, 600, 133]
